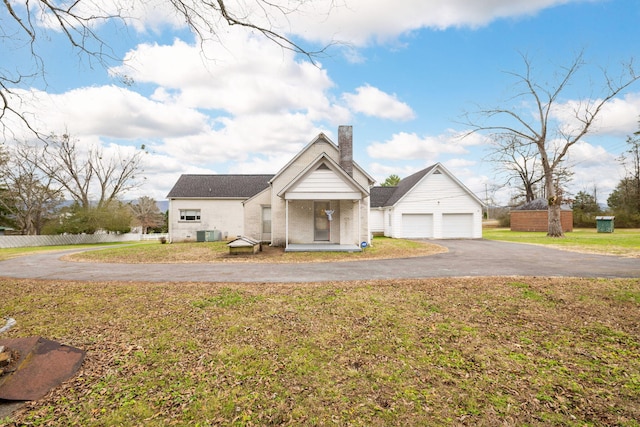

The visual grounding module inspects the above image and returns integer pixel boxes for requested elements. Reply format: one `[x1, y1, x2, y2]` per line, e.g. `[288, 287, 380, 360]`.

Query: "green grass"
[0, 242, 139, 261]
[2, 277, 639, 426]
[483, 227, 640, 257]
[56, 236, 445, 264]
[3, 228, 639, 263]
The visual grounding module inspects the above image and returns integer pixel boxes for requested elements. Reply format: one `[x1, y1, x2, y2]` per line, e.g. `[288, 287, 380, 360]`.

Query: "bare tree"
[130, 196, 164, 234]
[1, 0, 333, 138]
[465, 52, 640, 237]
[489, 135, 544, 204]
[37, 133, 144, 210]
[0, 145, 14, 228]
[0, 142, 63, 234]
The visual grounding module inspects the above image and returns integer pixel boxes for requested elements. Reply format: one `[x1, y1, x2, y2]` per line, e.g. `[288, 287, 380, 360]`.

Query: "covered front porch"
[282, 198, 362, 250]
[275, 153, 371, 251]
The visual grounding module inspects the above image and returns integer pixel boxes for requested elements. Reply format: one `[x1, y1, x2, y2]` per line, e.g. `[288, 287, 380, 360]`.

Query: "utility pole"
[485, 183, 489, 219]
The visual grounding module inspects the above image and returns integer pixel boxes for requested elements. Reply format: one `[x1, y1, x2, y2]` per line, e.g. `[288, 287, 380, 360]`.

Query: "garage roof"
[370, 165, 437, 208]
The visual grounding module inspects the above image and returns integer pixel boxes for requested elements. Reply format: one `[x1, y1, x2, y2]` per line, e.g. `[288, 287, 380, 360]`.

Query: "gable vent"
[317, 163, 330, 170]
[434, 170, 442, 174]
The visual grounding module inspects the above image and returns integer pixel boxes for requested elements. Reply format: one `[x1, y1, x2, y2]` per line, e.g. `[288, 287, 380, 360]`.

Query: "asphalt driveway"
[0, 240, 638, 282]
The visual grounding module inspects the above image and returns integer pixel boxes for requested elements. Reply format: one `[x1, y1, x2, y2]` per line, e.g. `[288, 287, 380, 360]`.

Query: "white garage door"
[442, 213, 474, 238]
[402, 214, 433, 238]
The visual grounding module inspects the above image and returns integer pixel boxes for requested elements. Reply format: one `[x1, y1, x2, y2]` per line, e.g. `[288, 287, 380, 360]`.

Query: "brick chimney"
[338, 125, 353, 177]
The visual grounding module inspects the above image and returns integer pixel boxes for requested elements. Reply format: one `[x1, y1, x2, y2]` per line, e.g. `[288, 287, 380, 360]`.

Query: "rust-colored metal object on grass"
[0, 336, 85, 401]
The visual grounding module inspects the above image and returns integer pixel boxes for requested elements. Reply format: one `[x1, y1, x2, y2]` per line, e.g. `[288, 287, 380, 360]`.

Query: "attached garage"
[370, 163, 484, 240]
[442, 213, 474, 238]
[401, 213, 433, 238]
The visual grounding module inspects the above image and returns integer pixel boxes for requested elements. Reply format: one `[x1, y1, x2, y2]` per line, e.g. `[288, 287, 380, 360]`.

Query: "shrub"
[497, 211, 510, 227]
[608, 212, 640, 228]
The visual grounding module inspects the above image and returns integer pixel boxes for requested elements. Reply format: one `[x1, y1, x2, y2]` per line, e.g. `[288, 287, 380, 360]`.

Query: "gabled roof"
[227, 236, 260, 247]
[370, 164, 437, 207]
[370, 186, 397, 208]
[277, 152, 369, 199]
[270, 132, 375, 186]
[166, 174, 274, 199]
[370, 163, 484, 208]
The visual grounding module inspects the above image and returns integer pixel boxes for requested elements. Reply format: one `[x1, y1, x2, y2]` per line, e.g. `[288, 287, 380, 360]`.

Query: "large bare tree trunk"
[543, 157, 564, 237]
[547, 198, 564, 237]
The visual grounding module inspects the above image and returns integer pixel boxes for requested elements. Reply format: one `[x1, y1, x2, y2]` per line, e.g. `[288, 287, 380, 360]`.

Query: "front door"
[314, 201, 331, 241]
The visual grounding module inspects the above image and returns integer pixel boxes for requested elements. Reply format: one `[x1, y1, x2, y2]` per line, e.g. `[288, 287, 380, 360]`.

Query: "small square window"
[179, 209, 201, 221]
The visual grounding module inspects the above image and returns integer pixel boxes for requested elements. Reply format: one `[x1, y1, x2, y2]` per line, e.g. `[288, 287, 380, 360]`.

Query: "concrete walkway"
[0, 240, 638, 282]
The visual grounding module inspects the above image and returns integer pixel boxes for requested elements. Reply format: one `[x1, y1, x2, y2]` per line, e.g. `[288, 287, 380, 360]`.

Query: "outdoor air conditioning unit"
[196, 230, 222, 242]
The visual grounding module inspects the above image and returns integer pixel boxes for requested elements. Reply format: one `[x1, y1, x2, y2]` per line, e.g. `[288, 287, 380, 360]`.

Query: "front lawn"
[2, 277, 639, 426]
[63, 237, 447, 264]
[483, 227, 640, 257]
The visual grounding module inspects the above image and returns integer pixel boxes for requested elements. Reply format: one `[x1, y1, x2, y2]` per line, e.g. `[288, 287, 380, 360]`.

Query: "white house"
[167, 126, 375, 251]
[166, 127, 484, 249]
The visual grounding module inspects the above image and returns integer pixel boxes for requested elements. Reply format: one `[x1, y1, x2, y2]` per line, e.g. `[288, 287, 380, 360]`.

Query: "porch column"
[358, 199, 361, 245]
[285, 199, 289, 249]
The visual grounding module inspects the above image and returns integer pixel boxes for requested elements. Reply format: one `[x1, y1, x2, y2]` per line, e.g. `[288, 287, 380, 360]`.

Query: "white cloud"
[158, 113, 326, 167]
[563, 140, 623, 200]
[445, 158, 477, 169]
[103, 31, 357, 175]
[342, 85, 415, 121]
[551, 92, 640, 138]
[6, 86, 208, 140]
[282, 0, 580, 46]
[567, 140, 617, 167]
[110, 34, 340, 119]
[367, 130, 471, 161]
[45, 0, 583, 49]
[368, 162, 423, 185]
[593, 93, 640, 136]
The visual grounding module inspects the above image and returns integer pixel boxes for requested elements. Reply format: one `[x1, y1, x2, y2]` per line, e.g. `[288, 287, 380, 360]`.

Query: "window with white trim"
[179, 209, 201, 221]
[262, 206, 271, 233]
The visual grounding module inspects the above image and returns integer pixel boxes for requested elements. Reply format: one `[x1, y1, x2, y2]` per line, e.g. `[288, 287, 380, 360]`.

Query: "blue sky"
[5, 0, 640, 206]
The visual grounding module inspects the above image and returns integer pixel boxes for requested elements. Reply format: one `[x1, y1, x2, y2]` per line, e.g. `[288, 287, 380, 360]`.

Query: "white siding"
[389, 170, 483, 239]
[243, 188, 272, 243]
[370, 209, 384, 234]
[169, 199, 244, 242]
[286, 169, 360, 200]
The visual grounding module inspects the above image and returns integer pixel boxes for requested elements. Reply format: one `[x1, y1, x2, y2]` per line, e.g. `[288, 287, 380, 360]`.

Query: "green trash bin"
[595, 216, 614, 233]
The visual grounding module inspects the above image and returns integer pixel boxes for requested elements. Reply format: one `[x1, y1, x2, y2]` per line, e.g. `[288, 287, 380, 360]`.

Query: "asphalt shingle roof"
[370, 186, 397, 208]
[370, 165, 437, 208]
[166, 174, 274, 199]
